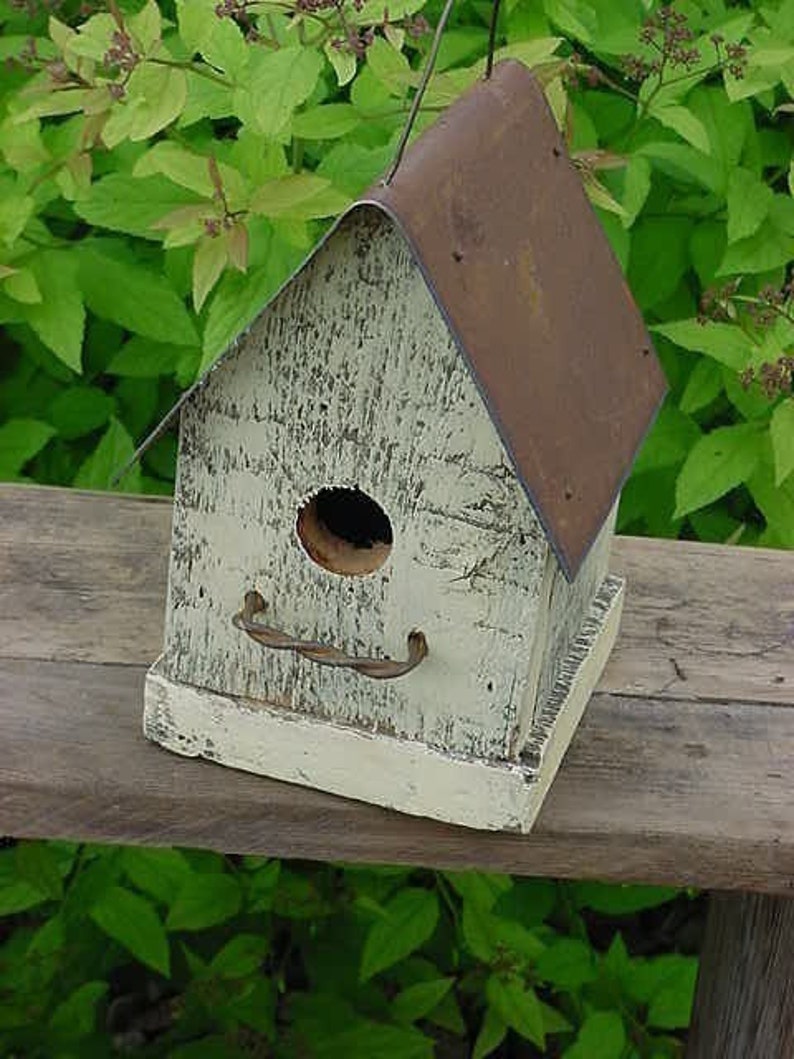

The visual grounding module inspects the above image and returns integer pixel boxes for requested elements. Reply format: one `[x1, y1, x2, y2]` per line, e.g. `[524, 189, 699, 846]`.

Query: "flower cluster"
[9, 0, 64, 15]
[103, 28, 139, 75]
[404, 14, 430, 38]
[562, 52, 603, 90]
[697, 280, 741, 324]
[331, 26, 375, 55]
[699, 280, 794, 329]
[215, 0, 259, 41]
[622, 5, 749, 83]
[740, 357, 794, 398]
[713, 36, 748, 80]
[624, 6, 700, 81]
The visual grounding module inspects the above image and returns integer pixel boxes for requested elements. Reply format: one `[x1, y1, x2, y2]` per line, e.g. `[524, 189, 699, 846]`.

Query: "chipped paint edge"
[143, 577, 624, 833]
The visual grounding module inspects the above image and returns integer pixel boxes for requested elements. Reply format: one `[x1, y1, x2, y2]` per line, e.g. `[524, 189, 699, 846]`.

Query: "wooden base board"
[144, 576, 624, 833]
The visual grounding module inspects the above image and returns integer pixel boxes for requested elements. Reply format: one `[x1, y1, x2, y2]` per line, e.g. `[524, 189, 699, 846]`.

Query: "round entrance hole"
[296, 487, 393, 576]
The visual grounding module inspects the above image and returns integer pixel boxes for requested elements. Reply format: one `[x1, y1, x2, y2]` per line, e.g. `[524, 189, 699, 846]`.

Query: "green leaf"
[0, 878, 47, 915]
[325, 41, 358, 87]
[392, 979, 454, 1023]
[675, 424, 764, 518]
[749, 457, 794, 547]
[690, 221, 727, 287]
[211, 934, 269, 978]
[680, 358, 723, 414]
[201, 230, 304, 370]
[250, 174, 350, 219]
[79, 243, 198, 346]
[650, 104, 710, 153]
[460, 897, 545, 964]
[167, 873, 242, 931]
[3, 267, 42, 305]
[540, 1001, 573, 1035]
[646, 958, 698, 1029]
[234, 47, 323, 138]
[73, 417, 141, 492]
[638, 141, 722, 194]
[719, 203, 794, 275]
[572, 882, 679, 915]
[652, 319, 749, 370]
[360, 887, 439, 981]
[0, 192, 34, 247]
[292, 103, 361, 140]
[14, 841, 64, 901]
[770, 398, 794, 485]
[74, 174, 202, 240]
[134, 142, 215, 197]
[25, 251, 85, 371]
[104, 64, 187, 146]
[564, 1011, 626, 1059]
[326, 1019, 434, 1058]
[367, 36, 415, 95]
[91, 885, 170, 975]
[632, 403, 700, 475]
[247, 859, 282, 912]
[726, 168, 774, 244]
[49, 982, 107, 1038]
[122, 847, 193, 904]
[193, 234, 228, 312]
[317, 142, 393, 196]
[491, 878, 556, 928]
[472, 1006, 507, 1059]
[621, 154, 651, 229]
[445, 870, 512, 910]
[0, 418, 55, 478]
[107, 336, 191, 377]
[49, 386, 115, 440]
[535, 938, 597, 990]
[627, 217, 693, 310]
[685, 85, 752, 192]
[486, 975, 545, 1048]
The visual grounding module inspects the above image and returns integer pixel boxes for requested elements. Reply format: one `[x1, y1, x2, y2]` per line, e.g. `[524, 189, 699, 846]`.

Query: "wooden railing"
[1, 484, 792, 1057]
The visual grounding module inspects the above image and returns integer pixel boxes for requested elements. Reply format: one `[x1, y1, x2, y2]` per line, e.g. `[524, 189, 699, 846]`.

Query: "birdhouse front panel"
[162, 208, 566, 762]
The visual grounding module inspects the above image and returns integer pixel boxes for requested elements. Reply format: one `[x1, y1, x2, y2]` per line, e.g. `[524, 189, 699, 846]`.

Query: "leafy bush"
[1, 0, 792, 1054]
[0, 0, 792, 535]
[0, 841, 701, 1057]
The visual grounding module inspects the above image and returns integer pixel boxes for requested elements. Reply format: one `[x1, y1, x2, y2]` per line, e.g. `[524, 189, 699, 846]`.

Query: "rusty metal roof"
[134, 59, 666, 580]
[366, 59, 666, 577]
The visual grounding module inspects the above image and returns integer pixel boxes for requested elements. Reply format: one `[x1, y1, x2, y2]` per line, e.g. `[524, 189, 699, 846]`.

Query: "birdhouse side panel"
[536, 504, 617, 717]
[161, 209, 550, 761]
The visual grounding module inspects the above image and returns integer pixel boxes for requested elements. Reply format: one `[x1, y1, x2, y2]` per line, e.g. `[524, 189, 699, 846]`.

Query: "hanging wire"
[383, 0, 502, 184]
[382, 0, 457, 184]
[484, 0, 502, 79]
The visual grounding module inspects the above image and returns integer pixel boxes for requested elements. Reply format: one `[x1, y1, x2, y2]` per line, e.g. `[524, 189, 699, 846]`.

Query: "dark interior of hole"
[313, 488, 393, 550]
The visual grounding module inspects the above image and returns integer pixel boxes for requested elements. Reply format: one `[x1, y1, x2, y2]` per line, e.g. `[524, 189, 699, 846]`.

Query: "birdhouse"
[143, 60, 666, 833]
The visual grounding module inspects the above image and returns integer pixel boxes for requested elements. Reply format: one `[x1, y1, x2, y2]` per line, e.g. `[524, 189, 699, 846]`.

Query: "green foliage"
[0, 0, 789, 537]
[0, 844, 700, 1056]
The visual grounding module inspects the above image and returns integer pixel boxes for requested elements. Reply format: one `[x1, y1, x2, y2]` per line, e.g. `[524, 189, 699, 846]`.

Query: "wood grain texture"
[1, 485, 793, 890]
[143, 578, 623, 833]
[686, 892, 794, 1057]
[2, 656, 793, 891]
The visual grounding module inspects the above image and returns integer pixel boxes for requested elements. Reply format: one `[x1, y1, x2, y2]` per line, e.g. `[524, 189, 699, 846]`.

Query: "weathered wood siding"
[162, 208, 606, 760]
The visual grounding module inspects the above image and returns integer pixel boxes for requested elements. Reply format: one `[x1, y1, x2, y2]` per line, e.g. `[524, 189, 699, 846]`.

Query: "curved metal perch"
[232, 591, 428, 680]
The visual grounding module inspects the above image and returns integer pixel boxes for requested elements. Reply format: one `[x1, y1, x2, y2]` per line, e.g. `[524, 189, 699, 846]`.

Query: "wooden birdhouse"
[143, 61, 666, 833]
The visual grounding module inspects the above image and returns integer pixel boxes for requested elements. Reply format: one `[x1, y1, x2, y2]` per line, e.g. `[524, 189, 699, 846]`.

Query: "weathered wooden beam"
[687, 892, 794, 1057]
[1, 485, 793, 891]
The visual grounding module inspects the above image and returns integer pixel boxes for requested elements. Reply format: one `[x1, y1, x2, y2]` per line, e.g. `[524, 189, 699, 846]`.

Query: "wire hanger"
[383, 0, 503, 184]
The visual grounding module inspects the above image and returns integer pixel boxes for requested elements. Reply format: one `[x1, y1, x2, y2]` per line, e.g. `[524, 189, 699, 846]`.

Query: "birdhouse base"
[143, 576, 624, 833]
